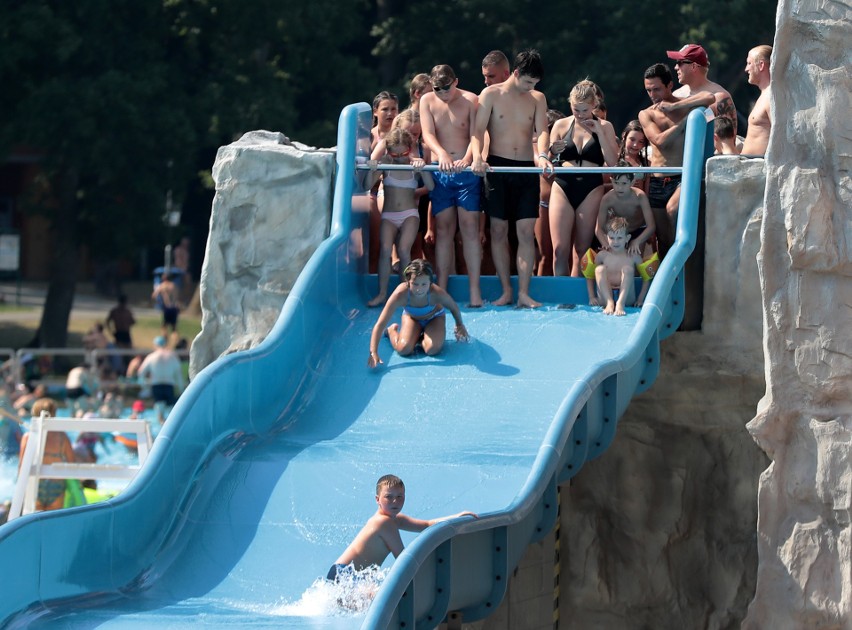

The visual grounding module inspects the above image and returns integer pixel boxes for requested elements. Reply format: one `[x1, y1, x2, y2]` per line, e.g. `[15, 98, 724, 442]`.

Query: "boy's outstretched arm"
[428, 511, 479, 526]
[396, 511, 478, 533]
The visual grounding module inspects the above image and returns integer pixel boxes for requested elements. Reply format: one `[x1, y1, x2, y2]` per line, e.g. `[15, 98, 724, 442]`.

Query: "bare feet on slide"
[492, 291, 513, 306]
[367, 294, 386, 308]
[516, 293, 541, 309]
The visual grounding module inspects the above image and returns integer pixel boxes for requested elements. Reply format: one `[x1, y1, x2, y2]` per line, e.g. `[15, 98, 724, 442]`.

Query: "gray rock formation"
[743, 1, 852, 627]
[465, 156, 769, 630]
[545, 158, 770, 630]
[189, 131, 334, 378]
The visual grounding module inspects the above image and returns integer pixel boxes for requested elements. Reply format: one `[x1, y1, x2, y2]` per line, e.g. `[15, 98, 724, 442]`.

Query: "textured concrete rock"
[468, 161, 770, 630]
[703, 156, 765, 373]
[743, 1, 852, 627]
[189, 131, 334, 378]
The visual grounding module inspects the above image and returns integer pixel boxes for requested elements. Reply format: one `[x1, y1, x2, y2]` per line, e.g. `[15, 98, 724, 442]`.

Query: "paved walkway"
[0, 282, 161, 322]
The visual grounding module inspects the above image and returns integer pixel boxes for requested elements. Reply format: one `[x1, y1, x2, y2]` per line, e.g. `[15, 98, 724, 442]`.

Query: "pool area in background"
[1, 406, 170, 509]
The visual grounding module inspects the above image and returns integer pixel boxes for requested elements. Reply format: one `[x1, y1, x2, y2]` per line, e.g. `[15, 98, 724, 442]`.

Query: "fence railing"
[2, 347, 189, 390]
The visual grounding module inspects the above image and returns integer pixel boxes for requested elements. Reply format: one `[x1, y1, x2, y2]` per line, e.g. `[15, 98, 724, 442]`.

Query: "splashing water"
[271, 565, 389, 617]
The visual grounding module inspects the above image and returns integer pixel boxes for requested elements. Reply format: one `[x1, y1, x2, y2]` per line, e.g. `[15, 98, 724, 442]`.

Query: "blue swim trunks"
[430, 169, 481, 215]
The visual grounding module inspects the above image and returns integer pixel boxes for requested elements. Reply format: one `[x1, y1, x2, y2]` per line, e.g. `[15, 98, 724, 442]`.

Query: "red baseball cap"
[667, 44, 709, 67]
[132, 400, 145, 412]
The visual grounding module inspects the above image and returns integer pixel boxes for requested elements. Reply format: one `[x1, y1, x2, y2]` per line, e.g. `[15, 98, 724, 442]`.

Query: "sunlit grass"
[0, 312, 201, 351]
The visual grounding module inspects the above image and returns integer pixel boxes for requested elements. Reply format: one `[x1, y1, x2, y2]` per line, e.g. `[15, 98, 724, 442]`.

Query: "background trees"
[0, 0, 776, 348]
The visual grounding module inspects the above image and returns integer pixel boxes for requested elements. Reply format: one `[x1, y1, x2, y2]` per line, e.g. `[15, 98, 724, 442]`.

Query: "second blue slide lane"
[0, 103, 710, 629]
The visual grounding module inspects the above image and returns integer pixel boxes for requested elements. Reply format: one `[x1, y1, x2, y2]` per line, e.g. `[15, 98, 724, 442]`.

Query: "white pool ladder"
[8, 411, 152, 521]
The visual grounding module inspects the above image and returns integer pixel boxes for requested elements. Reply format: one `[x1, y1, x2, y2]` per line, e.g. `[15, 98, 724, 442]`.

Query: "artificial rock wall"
[470, 156, 770, 630]
[557, 156, 769, 630]
[742, 1, 852, 627]
[190, 131, 334, 378]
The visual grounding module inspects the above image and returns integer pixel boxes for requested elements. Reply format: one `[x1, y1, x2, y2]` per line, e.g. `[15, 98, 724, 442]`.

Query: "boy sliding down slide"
[327, 474, 477, 582]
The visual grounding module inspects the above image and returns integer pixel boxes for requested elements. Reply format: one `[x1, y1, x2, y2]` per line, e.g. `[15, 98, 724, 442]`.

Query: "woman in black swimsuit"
[546, 80, 619, 276]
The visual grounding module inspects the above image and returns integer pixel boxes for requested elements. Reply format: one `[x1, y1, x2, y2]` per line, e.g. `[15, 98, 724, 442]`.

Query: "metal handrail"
[355, 163, 683, 175]
[90, 347, 189, 361]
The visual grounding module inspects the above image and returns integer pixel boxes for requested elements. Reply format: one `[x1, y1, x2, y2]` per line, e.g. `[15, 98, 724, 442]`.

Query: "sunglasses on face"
[432, 83, 453, 92]
[675, 60, 695, 66]
[387, 148, 411, 158]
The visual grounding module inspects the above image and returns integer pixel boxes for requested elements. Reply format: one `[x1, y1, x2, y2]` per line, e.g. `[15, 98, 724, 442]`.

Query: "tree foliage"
[371, 0, 777, 127]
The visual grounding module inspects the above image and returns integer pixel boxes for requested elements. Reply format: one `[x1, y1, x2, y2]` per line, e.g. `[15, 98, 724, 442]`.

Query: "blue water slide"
[0, 104, 710, 629]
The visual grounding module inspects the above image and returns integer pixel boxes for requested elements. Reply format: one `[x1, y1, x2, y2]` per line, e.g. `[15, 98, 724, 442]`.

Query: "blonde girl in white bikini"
[367, 128, 434, 307]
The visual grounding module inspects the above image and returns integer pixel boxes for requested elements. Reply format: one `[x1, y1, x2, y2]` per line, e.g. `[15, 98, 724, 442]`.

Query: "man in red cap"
[667, 44, 737, 132]
[638, 63, 713, 257]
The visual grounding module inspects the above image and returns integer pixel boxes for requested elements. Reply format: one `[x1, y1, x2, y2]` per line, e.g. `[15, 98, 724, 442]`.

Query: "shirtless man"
[638, 63, 713, 257]
[152, 272, 180, 334]
[667, 44, 737, 131]
[420, 64, 483, 305]
[741, 45, 772, 156]
[106, 294, 135, 349]
[481, 50, 511, 87]
[479, 51, 512, 276]
[471, 50, 552, 307]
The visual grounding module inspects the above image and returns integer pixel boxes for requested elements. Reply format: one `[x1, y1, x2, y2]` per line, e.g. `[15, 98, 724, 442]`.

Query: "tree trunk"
[34, 168, 80, 349]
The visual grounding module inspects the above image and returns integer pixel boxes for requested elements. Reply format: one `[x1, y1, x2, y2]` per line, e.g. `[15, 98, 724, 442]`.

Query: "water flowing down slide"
[0, 104, 711, 629]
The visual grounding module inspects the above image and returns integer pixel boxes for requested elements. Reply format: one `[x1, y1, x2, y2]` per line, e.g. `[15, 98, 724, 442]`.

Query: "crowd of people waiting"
[364, 43, 772, 312]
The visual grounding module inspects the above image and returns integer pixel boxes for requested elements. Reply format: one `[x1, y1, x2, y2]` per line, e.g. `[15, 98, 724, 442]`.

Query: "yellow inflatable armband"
[580, 248, 597, 279]
[638, 252, 660, 281]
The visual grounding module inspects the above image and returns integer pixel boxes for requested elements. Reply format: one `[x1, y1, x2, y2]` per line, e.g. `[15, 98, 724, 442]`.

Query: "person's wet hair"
[376, 474, 404, 494]
[569, 79, 601, 106]
[402, 258, 434, 282]
[546, 109, 566, 131]
[513, 49, 544, 80]
[618, 120, 649, 166]
[392, 108, 420, 131]
[481, 50, 509, 69]
[429, 64, 456, 86]
[372, 91, 399, 112]
[613, 160, 635, 182]
[644, 63, 673, 86]
[714, 116, 735, 140]
[606, 216, 630, 233]
[383, 127, 414, 150]
[408, 73, 431, 104]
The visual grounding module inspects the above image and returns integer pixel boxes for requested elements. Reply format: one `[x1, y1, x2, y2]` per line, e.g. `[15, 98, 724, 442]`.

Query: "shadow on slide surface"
[0, 104, 711, 629]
